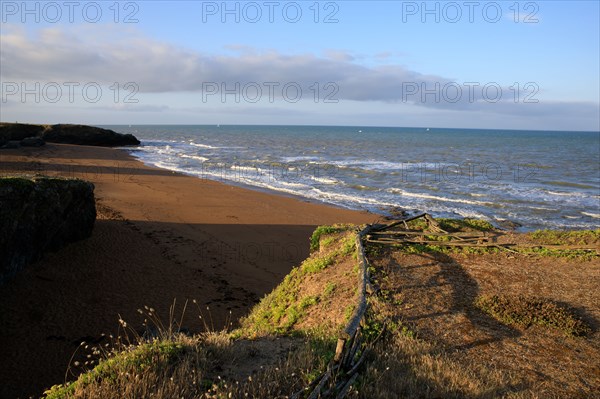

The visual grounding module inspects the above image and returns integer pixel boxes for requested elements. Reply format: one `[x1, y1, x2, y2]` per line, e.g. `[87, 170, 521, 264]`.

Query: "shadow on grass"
[366, 246, 528, 398]
[410, 251, 521, 347]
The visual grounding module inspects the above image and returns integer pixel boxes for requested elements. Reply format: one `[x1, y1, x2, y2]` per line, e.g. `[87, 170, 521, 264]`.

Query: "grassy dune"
[43, 221, 599, 398]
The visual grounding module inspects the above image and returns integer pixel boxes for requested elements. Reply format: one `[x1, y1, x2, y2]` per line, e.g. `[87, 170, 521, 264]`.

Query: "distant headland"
[0, 122, 140, 148]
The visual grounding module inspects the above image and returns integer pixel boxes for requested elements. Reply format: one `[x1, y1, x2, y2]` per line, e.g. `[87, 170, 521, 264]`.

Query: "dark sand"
[0, 144, 377, 398]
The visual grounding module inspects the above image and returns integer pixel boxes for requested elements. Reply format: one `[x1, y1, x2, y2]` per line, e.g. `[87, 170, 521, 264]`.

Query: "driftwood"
[370, 212, 427, 232]
[307, 365, 333, 399]
[424, 213, 447, 233]
[341, 228, 371, 338]
[366, 238, 499, 247]
[367, 213, 598, 254]
[368, 213, 493, 248]
[334, 225, 372, 362]
[507, 243, 599, 251]
[335, 372, 359, 399]
[369, 230, 488, 238]
[368, 238, 599, 252]
[303, 224, 377, 398]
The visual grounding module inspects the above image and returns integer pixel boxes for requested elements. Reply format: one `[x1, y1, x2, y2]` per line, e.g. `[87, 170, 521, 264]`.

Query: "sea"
[104, 125, 600, 231]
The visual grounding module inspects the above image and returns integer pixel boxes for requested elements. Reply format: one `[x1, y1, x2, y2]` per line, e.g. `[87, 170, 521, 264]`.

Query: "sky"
[1, 0, 599, 130]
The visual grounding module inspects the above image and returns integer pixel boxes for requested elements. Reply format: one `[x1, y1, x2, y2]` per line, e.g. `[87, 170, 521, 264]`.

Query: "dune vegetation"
[43, 220, 599, 398]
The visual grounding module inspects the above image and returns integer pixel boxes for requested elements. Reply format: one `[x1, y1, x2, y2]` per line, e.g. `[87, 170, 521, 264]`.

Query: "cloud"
[323, 49, 355, 62]
[1, 24, 597, 129]
[98, 104, 171, 112]
[0, 24, 470, 100]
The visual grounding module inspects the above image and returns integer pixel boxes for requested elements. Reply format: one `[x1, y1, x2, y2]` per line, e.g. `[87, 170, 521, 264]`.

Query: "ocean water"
[105, 125, 600, 231]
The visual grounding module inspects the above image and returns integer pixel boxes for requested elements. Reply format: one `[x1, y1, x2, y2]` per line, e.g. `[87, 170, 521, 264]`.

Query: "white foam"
[189, 142, 220, 149]
[123, 132, 599, 231]
[280, 156, 320, 162]
[386, 188, 493, 206]
[582, 212, 600, 219]
[547, 190, 586, 198]
[529, 206, 560, 211]
[310, 176, 339, 185]
[180, 154, 209, 162]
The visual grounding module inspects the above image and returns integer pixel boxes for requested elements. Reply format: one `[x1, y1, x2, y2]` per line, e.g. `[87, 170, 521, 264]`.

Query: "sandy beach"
[0, 144, 377, 399]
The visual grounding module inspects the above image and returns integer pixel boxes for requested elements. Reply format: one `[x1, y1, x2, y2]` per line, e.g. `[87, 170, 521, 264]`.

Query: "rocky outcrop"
[0, 123, 46, 143]
[0, 177, 96, 283]
[42, 124, 140, 146]
[1, 141, 21, 149]
[0, 123, 140, 147]
[20, 137, 46, 147]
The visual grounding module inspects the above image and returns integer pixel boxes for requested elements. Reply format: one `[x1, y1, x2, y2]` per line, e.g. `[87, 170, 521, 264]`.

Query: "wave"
[546, 190, 589, 198]
[348, 184, 379, 192]
[386, 188, 494, 206]
[179, 154, 209, 162]
[280, 156, 320, 162]
[189, 141, 221, 149]
[544, 181, 598, 189]
[122, 127, 600, 231]
[529, 206, 560, 211]
[310, 176, 339, 185]
[326, 159, 441, 172]
[581, 212, 600, 219]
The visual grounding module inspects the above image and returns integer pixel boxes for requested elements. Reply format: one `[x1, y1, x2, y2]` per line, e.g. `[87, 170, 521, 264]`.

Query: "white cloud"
[1, 24, 597, 130]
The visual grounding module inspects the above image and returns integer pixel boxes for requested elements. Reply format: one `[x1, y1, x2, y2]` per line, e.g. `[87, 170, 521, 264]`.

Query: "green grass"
[398, 242, 595, 260]
[475, 294, 591, 336]
[529, 229, 600, 246]
[398, 243, 500, 256]
[323, 282, 336, 297]
[310, 224, 353, 252]
[319, 235, 337, 249]
[388, 219, 598, 260]
[343, 304, 356, 321]
[237, 228, 358, 337]
[516, 246, 597, 260]
[437, 218, 495, 232]
[43, 340, 188, 399]
[405, 217, 494, 232]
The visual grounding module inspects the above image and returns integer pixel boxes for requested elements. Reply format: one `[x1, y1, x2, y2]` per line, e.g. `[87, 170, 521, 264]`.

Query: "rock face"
[0, 123, 46, 144]
[42, 124, 140, 146]
[20, 137, 46, 147]
[0, 177, 97, 283]
[0, 123, 140, 147]
[1, 141, 21, 149]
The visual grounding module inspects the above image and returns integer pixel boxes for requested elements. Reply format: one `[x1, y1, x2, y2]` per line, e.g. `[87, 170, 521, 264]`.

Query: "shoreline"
[0, 143, 377, 399]
[111, 125, 600, 232]
[0, 143, 377, 224]
[120, 146, 385, 217]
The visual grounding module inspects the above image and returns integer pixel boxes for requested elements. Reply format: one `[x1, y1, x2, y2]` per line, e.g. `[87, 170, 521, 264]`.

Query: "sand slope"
[0, 144, 376, 398]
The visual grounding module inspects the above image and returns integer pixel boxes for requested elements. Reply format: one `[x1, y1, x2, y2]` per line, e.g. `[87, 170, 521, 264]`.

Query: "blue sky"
[1, 0, 599, 130]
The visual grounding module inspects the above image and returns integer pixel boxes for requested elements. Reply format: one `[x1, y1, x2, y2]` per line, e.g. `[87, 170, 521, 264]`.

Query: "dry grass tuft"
[475, 294, 592, 336]
[42, 307, 329, 399]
